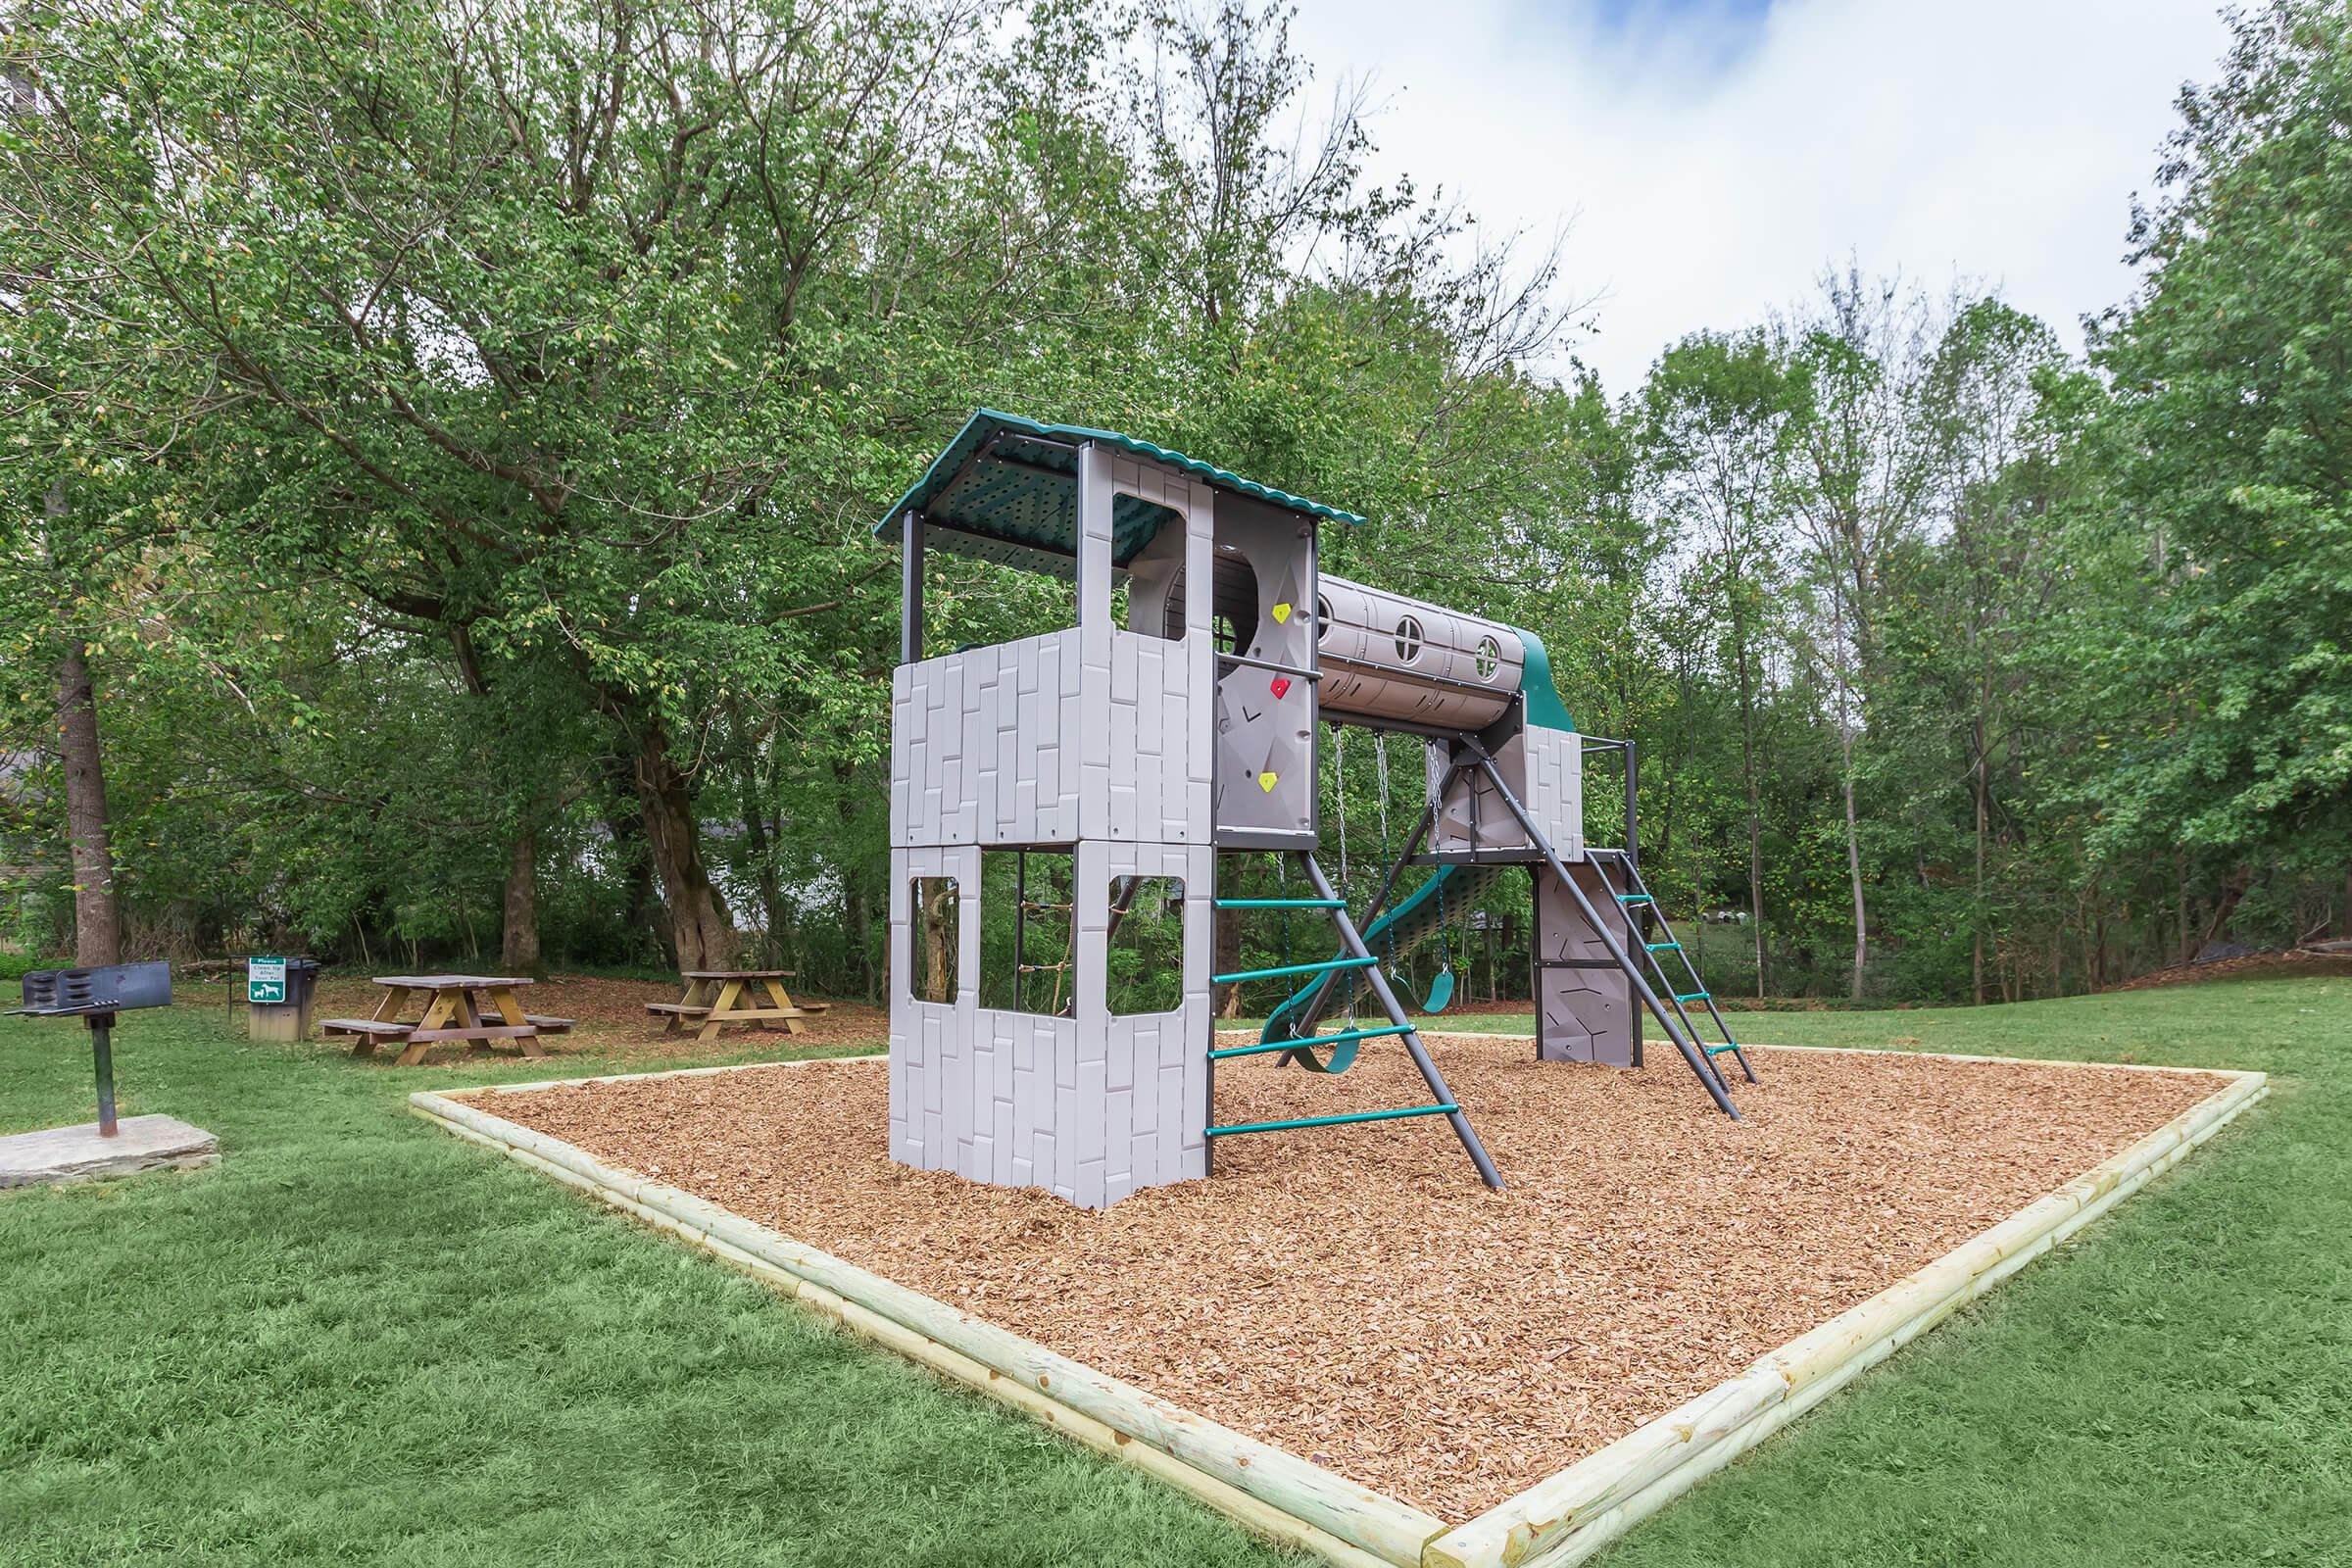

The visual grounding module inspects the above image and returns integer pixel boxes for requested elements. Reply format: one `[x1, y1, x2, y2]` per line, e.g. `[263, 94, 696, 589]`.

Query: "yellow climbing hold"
[1270, 602, 1293, 624]
[1258, 772, 1279, 793]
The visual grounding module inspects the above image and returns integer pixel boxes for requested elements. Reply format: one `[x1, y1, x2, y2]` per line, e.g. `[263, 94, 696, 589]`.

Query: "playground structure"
[402, 454, 2279, 1562]
[882, 411, 1756, 1206]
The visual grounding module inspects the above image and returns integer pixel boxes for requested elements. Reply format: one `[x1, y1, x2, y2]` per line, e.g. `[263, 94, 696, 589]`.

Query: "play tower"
[882, 412, 1752, 1207]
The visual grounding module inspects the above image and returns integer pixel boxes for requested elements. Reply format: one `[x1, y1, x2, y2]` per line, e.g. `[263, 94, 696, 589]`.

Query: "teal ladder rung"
[1675, 991, 1710, 1004]
[1705, 1043, 1742, 1057]
[1645, 941, 1682, 953]
[1209, 1023, 1414, 1061]
[1206, 1102, 1460, 1138]
[1617, 893, 1653, 905]
[1213, 897, 1347, 909]
[1211, 955, 1376, 985]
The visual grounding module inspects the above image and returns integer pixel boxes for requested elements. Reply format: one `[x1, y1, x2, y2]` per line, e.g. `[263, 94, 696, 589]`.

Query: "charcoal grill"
[7, 961, 173, 1136]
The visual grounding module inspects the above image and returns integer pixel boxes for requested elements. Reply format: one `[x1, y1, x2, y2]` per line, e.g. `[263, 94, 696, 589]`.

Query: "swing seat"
[1282, 1034, 1362, 1074]
[1421, 965, 1456, 1014]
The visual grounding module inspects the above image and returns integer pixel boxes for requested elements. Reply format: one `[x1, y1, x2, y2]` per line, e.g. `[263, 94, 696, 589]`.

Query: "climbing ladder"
[1206, 853, 1504, 1190]
[1589, 849, 1756, 1087]
[1460, 749, 1746, 1117]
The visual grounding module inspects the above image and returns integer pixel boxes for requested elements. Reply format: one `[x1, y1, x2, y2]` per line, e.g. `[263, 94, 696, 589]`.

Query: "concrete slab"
[0, 1114, 220, 1189]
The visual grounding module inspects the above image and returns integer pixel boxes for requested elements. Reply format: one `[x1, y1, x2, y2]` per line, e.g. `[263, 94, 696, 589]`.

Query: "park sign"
[248, 956, 287, 1004]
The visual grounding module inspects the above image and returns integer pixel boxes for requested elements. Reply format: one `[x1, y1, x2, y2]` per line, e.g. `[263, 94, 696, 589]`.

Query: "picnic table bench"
[647, 969, 829, 1044]
[321, 975, 572, 1067]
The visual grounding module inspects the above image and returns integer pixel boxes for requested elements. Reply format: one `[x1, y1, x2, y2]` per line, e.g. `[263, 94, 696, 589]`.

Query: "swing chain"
[1330, 728, 1355, 1026]
[1333, 725, 1349, 893]
[1275, 852, 1292, 972]
[1372, 732, 1399, 974]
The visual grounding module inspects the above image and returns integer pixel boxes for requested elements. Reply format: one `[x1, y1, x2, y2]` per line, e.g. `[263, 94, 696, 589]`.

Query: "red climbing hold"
[1269, 677, 1291, 699]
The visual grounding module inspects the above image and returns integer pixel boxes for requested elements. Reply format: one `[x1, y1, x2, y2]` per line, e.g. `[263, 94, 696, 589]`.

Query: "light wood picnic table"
[320, 975, 573, 1067]
[646, 968, 829, 1044]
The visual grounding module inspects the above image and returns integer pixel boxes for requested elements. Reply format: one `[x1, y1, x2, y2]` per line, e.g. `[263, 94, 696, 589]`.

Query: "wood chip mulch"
[480, 1040, 2226, 1518]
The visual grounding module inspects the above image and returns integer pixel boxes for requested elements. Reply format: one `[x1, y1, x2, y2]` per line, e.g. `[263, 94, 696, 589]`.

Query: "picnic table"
[320, 975, 573, 1067]
[646, 969, 829, 1043]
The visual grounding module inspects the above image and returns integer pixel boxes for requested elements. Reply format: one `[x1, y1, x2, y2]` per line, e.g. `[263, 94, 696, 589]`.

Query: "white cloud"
[1287, 0, 2231, 392]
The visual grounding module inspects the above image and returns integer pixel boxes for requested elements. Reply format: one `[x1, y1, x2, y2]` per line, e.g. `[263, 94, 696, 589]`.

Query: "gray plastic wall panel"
[1431, 729, 1525, 856]
[886, 840, 1209, 1207]
[1092, 447, 1216, 848]
[888, 843, 984, 1169]
[1211, 492, 1317, 841]
[1427, 722, 1587, 862]
[1522, 725, 1586, 858]
[889, 444, 1217, 1207]
[892, 632, 1085, 849]
[1534, 858, 1635, 1066]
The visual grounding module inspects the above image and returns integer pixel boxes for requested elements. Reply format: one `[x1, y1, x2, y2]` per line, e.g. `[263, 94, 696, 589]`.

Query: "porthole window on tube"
[1475, 634, 1501, 681]
[1395, 614, 1424, 663]
[1315, 594, 1332, 642]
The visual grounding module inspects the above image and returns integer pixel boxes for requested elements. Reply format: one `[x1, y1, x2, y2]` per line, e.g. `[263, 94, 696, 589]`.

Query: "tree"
[0, 0, 1118, 970]
[1642, 331, 1809, 996]
[4, 51, 119, 963]
[2086, 0, 2352, 947]
[1780, 266, 1936, 998]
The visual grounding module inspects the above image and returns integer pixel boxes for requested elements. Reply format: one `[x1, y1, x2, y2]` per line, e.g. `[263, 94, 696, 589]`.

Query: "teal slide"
[1259, 860, 1505, 1044]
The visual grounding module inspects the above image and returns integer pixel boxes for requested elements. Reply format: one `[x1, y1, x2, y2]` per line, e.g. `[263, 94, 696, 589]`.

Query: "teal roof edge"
[874, 409, 1369, 537]
[1511, 624, 1579, 733]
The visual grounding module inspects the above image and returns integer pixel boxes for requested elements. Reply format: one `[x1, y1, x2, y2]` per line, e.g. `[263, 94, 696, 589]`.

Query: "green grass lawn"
[3, 976, 2345, 1566]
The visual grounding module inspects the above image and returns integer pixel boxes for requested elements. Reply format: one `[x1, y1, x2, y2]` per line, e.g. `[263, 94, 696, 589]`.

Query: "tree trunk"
[56, 636, 122, 966]
[832, 760, 875, 1000]
[919, 878, 953, 999]
[1734, 639, 1767, 999]
[1972, 718, 1989, 1004]
[1213, 907, 1244, 1017]
[732, 710, 788, 966]
[2090, 873, 2108, 991]
[452, 628, 541, 974]
[502, 829, 540, 972]
[1841, 759, 1866, 1002]
[631, 717, 738, 972]
[2193, 870, 2246, 957]
[2177, 855, 2192, 966]
[605, 804, 674, 963]
[1835, 647, 1867, 1001]
[848, 879, 877, 1003]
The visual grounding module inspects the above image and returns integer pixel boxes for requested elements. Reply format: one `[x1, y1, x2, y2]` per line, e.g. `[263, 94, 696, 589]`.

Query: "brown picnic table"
[646, 968, 829, 1043]
[320, 975, 573, 1067]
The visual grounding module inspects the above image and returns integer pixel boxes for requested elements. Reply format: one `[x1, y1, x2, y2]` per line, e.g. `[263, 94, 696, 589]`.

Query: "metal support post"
[88, 1011, 119, 1136]
[1298, 856, 1505, 1188]
[901, 511, 926, 665]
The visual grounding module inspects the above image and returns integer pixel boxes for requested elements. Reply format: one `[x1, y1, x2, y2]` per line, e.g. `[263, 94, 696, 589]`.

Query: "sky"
[1285, 0, 2234, 393]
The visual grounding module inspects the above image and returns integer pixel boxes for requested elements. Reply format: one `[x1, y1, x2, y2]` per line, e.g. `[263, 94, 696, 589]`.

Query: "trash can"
[286, 957, 321, 1017]
[246, 955, 321, 1042]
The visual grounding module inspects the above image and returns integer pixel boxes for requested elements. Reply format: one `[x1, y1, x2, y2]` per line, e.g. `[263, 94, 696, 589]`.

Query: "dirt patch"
[481, 1040, 2226, 1518]
[2111, 950, 2352, 991]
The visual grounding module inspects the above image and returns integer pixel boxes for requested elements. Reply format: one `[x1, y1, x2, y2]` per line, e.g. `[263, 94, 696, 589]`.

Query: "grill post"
[88, 1011, 120, 1136]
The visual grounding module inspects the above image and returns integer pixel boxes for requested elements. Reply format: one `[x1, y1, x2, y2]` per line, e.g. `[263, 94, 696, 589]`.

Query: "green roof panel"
[877, 410, 1364, 566]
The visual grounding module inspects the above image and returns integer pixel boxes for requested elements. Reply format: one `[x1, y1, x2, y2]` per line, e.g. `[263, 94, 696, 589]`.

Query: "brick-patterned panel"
[1522, 725, 1587, 859]
[892, 631, 1085, 849]
[890, 447, 1220, 1207]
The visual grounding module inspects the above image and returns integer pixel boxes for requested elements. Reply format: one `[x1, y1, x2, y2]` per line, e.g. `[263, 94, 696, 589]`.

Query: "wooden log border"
[412, 1054, 1439, 1568]
[1421, 1054, 2269, 1568]
[412, 1048, 2266, 1568]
